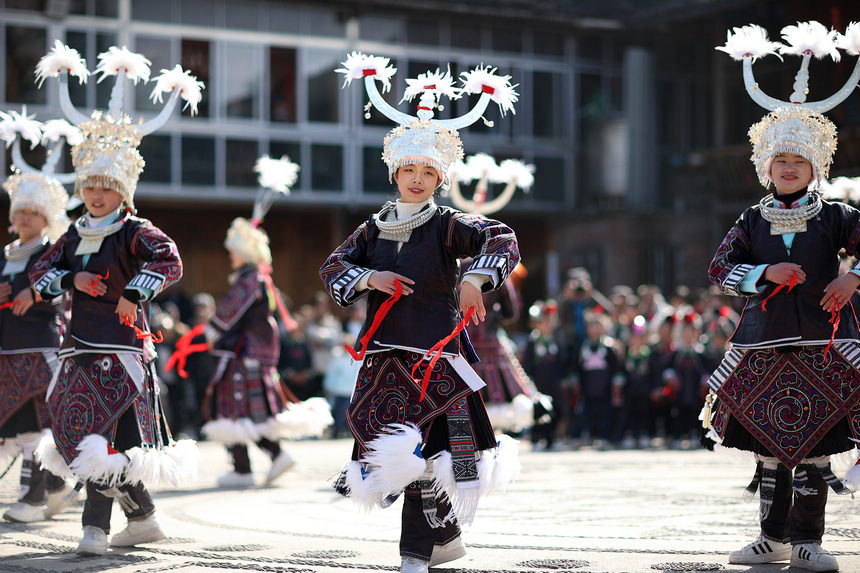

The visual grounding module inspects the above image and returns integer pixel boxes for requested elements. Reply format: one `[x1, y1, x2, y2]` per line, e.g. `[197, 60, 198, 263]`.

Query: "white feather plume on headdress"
[837, 22, 860, 56]
[462, 152, 503, 183]
[41, 119, 83, 146]
[820, 176, 860, 204]
[149, 65, 205, 115]
[35, 39, 90, 87]
[715, 24, 784, 62]
[779, 21, 841, 61]
[255, 155, 299, 195]
[336, 51, 397, 93]
[0, 108, 42, 150]
[459, 65, 519, 116]
[95, 46, 152, 84]
[498, 159, 536, 191]
[402, 69, 460, 103]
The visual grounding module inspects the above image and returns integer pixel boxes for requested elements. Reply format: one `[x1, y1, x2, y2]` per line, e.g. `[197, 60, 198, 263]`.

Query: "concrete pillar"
[623, 47, 658, 209]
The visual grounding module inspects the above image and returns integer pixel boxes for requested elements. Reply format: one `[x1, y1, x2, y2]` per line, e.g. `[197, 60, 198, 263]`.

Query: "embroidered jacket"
[708, 199, 860, 347]
[0, 239, 61, 352]
[320, 203, 519, 355]
[204, 265, 279, 366]
[29, 214, 182, 355]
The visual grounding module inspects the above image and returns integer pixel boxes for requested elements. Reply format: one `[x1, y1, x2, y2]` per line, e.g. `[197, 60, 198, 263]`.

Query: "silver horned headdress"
[717, 21, 860, 189]
[34, 41, 205, 208]
[448, 153, 534, 215]
[336, 53, 518, 182]
[0, 108, 75, 241]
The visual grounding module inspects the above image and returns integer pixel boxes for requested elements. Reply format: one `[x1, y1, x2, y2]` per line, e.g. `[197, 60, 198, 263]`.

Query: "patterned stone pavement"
[0, 438, 857, 573]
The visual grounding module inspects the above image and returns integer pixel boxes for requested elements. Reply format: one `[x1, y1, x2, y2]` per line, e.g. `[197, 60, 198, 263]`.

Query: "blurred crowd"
[148, 267, 741, 451]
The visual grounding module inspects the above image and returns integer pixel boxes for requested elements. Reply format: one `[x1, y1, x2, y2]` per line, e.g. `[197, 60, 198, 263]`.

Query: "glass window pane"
[270, 47, 296, 123]
[95, 0, 118, 17]
[534, 71, 563, 137]
[225, 0, 259, 30]
[268, 4, 303, 34]
[95, 32, 117, 109]
[5, 25, 46, 104]
[407, 18, 439, 46]
[307, 50, 340, 123]
[451, 22, 481, 50]
[577, 35, 604, 61]
[180, 0, 224, 27]
[134, 36, 172, 114]
[225, 139, 259, 187]
[363, 146, 389, 194]
[181, 136, 214, 186]
[269, 141, 301, 188]
[65, 31, 88, 108]
[131, 0, 173, 22]
[306, 7, 345, 37]
[492, 24, 522, 53]
[580, 73, 606, 119]
[138, 134, 172, 184]
[311, 144, 342, 191]
[4, 0, 44, 10]
[532, 156, 565, 202]
[534, 29, 564, 56]
[182, 39, 210, 118]
[225, 43, 260, 119]
[360, 16, 402, 43]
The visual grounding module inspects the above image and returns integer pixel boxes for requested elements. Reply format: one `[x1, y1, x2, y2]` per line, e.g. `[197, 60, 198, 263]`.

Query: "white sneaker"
[429, 536, 466, 566]
[791, 543, 839, 572]
[729, 534, 791, 564]
[44, 486, 75, 518]
[110, 514, 166, 547]
[216, 471, 255, 488]
[3, 502, 45, 523]
[264, 451, 296, 485]
[77, 526, 108, 556]
[401, 556, 429, 573]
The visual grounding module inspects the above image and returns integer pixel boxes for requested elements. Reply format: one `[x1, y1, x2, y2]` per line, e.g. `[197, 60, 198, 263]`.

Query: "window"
[70, 0, 118, 17]
[534, 71, 564, 137]
[269, 47, 296, 123]
[134, 36, 172, 114]
[225, 139, 259, 187]
[131, 0, 173, 22]
[65, 31, 116, 110]
[182, 136, 215, 186]
[182, 39, 210, 118]
[5, 25, 46, 104]
[534, 29, 564, 57]
[492, 24, 522, 53]
[306, 50, 340, 123]
[360, 16, 402, 43]
[407, 18, 439, 46]
[306, 6, 345, 37]
[363, 146, 389, 194]
[451, 22, 481, 50]
[532, 156, 565, 202]
[224, 42, 260, 119]
[179, 0, 223, 27]
[138, 135, 172, 184]
[311, 144, 343, 191]
[269, 141, 301, 189]
[579, 73, 606, 120]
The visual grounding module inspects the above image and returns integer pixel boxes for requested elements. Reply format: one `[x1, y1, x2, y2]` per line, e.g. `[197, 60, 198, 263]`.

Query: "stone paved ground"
[0, 439, 857, 573]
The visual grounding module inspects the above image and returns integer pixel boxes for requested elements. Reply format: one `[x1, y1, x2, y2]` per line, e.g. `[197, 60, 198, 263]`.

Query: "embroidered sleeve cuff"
[737, 264, 768, 295]
[126, 270, 166, 300]
[467, 255, 506, 291]
[721, 263, 755, 296]
[204, 323, 221, 345]
[332, 267, 373, 306]
[34, 269, 70, 297]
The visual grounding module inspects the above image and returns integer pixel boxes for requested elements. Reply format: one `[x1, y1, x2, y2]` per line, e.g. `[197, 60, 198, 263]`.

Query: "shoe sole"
[790, 558, 839, 572]
[729, 552, 791, 564]
[265, 461, 297, 485]
[110, 533, 166, 547]
[3, 512, 44, 523]
[429, 546, 466, 567]
[76, 547, 107, 556]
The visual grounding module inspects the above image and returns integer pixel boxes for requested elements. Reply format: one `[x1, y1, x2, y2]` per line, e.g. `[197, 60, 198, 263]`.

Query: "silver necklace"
[374, 201, 437, 242]
[4, 236, 47, 262]
[759, 191, 822, 235]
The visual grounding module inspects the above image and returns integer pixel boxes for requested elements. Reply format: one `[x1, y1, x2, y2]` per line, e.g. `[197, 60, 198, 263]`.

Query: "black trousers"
[20, 455, 65, 505]
[399, 482, 461, 561]
[761, 465, 827, 545]
[228, 437, 281, 474]
[82, 481, 155, 533]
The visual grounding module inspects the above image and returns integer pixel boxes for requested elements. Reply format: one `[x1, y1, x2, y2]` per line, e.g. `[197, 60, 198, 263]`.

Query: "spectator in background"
[621, 315, 654, 449]
[279, 311, 315, 401]
[322, 333, 360, 438]
[662, 313, 709, 449]
[522, 300, 564, 451]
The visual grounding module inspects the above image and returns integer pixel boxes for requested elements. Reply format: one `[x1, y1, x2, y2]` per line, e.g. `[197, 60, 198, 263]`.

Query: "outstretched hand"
[460, 281, 486, 325]
[764, 262, 806, 285]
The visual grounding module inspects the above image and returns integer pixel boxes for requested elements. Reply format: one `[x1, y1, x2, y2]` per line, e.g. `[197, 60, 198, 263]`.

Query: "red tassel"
[259, 264, 298, 331]
[0, 301, 19, 310]
[346, 280, 403, 362]
[166, 323, 207, 378]
[823, 304, 840, 357]
[107, 443, 119, 455]
[88, 269, 109, 296]
[121, 314, 163, 343]
[411, 307, 475, 402]
[761, 271, 797, 312]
